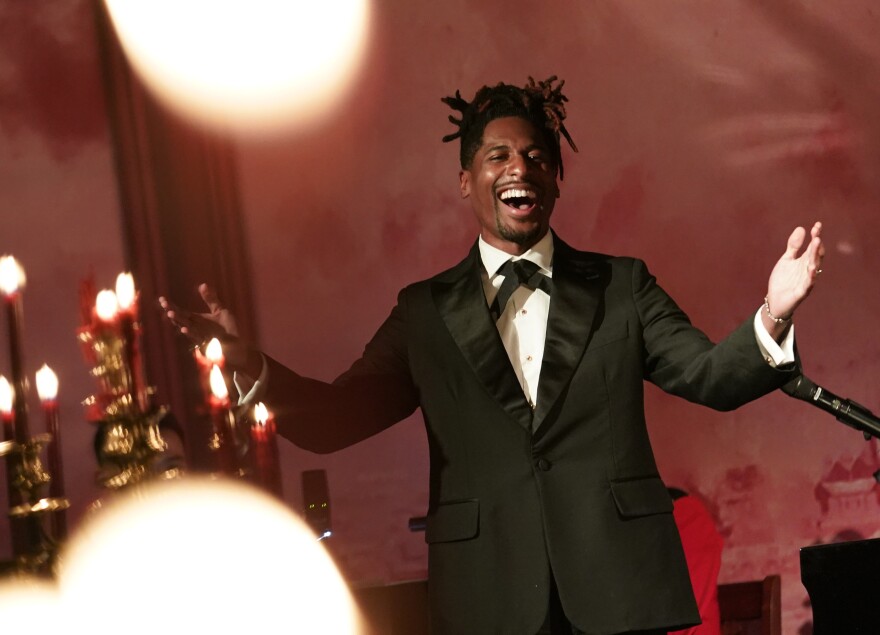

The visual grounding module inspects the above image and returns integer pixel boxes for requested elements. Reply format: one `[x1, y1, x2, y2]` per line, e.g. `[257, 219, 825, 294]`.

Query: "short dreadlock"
[441, 76, 578, 180]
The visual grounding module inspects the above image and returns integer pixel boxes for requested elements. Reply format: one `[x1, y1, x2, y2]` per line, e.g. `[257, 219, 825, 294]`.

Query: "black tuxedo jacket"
[264, 235, 796, 635]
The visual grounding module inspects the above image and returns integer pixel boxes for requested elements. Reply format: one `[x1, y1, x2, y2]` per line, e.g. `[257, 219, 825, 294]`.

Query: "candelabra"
[195, 340, 282, 498]
[77, 273, 183, 491]
[0, 256, 70, 575]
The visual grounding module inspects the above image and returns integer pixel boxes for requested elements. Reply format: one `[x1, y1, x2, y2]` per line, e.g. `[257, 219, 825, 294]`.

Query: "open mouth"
[498, 187, 538, 213]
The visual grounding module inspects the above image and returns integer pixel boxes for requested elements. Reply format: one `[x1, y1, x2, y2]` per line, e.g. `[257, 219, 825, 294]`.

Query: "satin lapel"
[432, 245, 534, 430]
[532, 238, 603, 431]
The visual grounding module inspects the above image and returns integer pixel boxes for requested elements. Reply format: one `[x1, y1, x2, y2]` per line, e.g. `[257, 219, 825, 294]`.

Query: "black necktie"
[489, 259, 552, 321]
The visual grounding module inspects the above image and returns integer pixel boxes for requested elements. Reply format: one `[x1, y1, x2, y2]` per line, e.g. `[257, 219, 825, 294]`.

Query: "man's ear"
[459, 169, 471, 199]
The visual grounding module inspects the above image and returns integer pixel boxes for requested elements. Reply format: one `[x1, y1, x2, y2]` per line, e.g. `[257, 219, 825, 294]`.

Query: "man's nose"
[506, 153, 529, 176]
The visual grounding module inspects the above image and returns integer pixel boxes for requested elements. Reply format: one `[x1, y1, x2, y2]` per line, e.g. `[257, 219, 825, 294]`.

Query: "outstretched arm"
[159, 283, 263, 378]
[762, 221, 825, 341]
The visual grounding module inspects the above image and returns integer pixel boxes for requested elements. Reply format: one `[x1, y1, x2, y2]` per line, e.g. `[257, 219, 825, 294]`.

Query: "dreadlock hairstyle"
[441, 76, 579, 180]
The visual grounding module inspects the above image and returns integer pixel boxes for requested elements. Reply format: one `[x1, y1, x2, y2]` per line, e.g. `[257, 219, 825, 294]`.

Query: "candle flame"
[0, 255, 26, 296]
[205, 338, 224, 364]
[115, 272, 136, 311]
[95, 289, 119, 321]
[209, 365, 228, 400]
[35, 364, 59, 402]
[0, 376, 13, 414]
[254, 402, 270, 425]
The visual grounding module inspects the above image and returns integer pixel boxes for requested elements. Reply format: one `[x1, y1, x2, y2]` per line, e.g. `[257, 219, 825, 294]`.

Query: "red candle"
[90, 288, 122, 414]
[195, 337, 224, 404]
[36, 364, 67, 540]
[0, 259, 34, 557]
[209, 364, 238, 475]
[251, 402, 282, 497]
[115, 272, 145, 411]
[0, 255, 30, 444]
[0, 375, 13, 443]
[0, 375, 19, 522]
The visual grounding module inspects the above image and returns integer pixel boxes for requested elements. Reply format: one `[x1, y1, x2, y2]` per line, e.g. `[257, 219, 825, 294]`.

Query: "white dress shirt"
[478, 232, 554, 409]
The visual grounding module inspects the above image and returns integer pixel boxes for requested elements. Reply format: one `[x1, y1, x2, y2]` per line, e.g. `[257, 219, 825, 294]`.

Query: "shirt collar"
[478, 231, 554, 278]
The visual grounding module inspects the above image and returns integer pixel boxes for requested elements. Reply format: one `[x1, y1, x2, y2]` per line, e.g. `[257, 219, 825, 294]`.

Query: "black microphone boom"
[781, 375, 880, 440]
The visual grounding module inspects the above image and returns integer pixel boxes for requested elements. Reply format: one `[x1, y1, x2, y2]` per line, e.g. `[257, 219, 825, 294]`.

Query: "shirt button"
[525, 355, 533, 362]
[536, 458, 552, 471]
[521, 309, 528, 315]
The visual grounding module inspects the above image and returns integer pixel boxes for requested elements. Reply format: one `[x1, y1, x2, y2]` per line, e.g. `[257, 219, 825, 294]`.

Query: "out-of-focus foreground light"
[58, 477, 362, 634]
[104, 0, 371, 136]
[0, 578, 60, 634]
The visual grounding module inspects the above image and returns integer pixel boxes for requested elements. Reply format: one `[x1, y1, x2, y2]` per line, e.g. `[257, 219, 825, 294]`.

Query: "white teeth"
[499, 188, 536, 201]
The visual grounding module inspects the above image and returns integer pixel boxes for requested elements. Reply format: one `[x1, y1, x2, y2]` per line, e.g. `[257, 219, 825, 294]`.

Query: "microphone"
[781, 374, 880, 440]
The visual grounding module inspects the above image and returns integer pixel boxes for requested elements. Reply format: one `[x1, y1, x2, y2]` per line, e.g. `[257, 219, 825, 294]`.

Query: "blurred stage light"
[104, 0, 371, 136]
[0, 577, 60, 634]
[58, 477, 362, 634]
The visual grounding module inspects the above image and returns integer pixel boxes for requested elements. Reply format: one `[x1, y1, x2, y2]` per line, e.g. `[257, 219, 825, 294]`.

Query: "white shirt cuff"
[753, 308, 795, 367]
[233, 353, 268, 406]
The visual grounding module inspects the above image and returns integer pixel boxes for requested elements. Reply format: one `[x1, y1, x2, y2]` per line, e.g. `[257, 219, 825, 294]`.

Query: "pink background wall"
[3, 2, 880, 632]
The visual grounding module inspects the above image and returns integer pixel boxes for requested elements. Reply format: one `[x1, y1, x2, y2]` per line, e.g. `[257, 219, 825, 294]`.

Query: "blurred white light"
[95, 289, 119, 322]
[205, 337, 224, 364]
[35, 364, 59, 402]
[115, 272, 136, 311]
[254, 401, 270, 425]
[0, 577, 61, 633]
[209, 364, 229, 400]
[59, 477, 362, 635]
[104, 0, 371, 135]
[0, 375, 13, 414]
[0, 255, 25, 296]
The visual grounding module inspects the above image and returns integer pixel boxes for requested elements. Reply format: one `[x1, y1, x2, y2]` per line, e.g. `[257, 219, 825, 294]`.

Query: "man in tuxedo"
[161, 77, 824, 635]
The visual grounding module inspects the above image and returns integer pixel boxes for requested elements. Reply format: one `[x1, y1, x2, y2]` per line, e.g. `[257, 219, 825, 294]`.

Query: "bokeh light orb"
[59, 477, 361, 634]
[104, 0, 371, 135]
[0, 578, 61, 634]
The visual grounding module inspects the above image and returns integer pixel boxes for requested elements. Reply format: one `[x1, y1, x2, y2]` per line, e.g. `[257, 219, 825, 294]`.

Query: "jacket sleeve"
[632, 258, 798, 410]
[261, 289, 420, 453]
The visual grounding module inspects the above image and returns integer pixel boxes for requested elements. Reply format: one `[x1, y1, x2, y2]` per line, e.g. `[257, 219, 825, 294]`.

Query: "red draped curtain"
[92, 0, 258, 469]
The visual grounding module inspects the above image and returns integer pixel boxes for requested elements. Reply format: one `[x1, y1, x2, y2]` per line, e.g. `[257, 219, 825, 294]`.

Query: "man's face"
[459, 116, 560, 255]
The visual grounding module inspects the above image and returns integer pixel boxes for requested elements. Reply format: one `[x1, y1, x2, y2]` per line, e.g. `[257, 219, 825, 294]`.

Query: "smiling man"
[161, 77, 824, 635]
[458, 114, 560, 253]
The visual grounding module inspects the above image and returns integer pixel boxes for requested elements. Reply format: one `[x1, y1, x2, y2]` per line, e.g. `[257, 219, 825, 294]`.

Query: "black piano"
[801, 537, 880, 633]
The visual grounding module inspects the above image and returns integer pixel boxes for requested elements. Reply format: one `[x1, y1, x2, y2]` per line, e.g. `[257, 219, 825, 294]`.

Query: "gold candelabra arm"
[93, 405, 183, 491]
[0, 432, 70, 576]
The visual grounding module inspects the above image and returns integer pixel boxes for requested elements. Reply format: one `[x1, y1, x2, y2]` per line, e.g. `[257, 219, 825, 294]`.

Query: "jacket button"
[536, 458, 552, 471]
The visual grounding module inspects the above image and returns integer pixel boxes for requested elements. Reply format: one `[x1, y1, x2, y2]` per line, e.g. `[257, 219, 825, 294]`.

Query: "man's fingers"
[784, 226, 807, 259]
[199, 283, 224, 314]
[159, 296, 189, 326]
[803, 222, 825, 274]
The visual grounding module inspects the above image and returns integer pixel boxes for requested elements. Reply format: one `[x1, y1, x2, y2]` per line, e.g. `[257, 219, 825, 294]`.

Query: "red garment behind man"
[669, 493, 724, 635]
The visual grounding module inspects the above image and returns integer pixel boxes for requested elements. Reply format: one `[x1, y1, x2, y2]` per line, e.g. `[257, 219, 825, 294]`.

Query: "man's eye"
[488, 153, 507, 162]
[528, 153, 545, 162]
